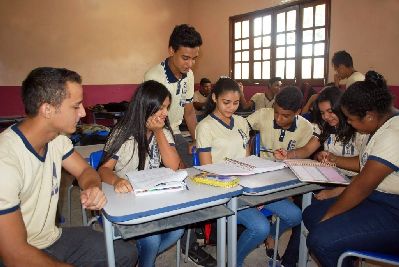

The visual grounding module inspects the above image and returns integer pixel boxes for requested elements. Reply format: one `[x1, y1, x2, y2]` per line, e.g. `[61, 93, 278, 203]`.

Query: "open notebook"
[194, 155, 286, 176]
[126, 168, 188, 196]
[284, 159, 350, 185]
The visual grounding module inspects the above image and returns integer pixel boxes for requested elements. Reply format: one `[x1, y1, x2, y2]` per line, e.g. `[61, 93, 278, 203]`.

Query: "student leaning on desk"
[98, 80, 184, 267]
[303, 71, 399, 267]
[0, 67, 137, 266]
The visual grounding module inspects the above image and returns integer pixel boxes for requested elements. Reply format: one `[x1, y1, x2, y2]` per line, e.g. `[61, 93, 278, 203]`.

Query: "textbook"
[284, 159, 350, 185]
[125, 168, 188, 196]
[191, 172, 240, 188]
[194, 155, 286, 176]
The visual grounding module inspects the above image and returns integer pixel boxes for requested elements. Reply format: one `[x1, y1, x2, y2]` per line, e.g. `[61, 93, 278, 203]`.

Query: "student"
[98, 80, 185, 267]
[196, 77, 269, 267]
[246, 86, 311, 260]
[144, 24, 202, 168]
[193, 77, 212, 122]
[0, 67, 137, 266]
[239, 77, 282, 111]
[303, 71, 399, 267]
[275, 85, 368, 199]
[332, 50, 364, 89]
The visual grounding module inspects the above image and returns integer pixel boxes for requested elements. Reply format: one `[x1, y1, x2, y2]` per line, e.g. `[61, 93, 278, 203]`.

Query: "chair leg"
[81, 202, 88, 226]
[272, 216, 280, 267]
[184, 228, 191, 263]
[67, 184, 74, 225]
[176, 239, 181, 267]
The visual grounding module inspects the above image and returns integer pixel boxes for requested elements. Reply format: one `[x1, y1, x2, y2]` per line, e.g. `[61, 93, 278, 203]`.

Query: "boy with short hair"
[332, 50, 364, 89]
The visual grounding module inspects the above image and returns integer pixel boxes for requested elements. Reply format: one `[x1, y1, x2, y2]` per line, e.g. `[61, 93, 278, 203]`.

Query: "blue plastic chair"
[253, 132, 281, 265]
[337, 250, 399, 267]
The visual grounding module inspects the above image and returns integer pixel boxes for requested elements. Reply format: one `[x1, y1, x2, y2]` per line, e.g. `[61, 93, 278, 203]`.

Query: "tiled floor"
[59, 170, 381, 267]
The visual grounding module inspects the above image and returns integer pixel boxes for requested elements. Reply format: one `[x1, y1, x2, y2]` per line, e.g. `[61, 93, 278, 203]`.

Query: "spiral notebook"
[194, 155, 286, 176]
[284, 159, 350, 185]
[125, 168, 188, 196]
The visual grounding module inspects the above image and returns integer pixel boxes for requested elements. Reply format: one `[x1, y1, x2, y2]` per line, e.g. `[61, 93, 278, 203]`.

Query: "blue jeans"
[237, 207, 269, 267]
[137, 228, 185, 267]
[265, 198, 302, 240]
[303, 191, 399, 267]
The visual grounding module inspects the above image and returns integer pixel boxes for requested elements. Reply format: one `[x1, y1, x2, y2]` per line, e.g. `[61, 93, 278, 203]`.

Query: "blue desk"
[101, 168, 243, 267]
[226, 168, 323, 267]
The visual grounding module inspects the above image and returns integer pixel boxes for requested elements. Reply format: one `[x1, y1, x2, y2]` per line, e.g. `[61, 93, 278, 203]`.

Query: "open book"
[284, 159, 350, 185]
[194, 155, 286, 176]
[125, 168, 188, 196]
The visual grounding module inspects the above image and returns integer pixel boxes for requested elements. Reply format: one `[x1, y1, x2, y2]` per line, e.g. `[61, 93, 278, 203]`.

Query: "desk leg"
[227, 197, 237, 267]
[217, 216, 226, 267]
[103, 214, 116, 267]
[298, 192, 312, 267]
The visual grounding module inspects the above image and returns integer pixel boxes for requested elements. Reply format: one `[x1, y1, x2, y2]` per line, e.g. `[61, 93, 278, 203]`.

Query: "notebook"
[191, 172, 240, 188]
[194, 155, 286, 176]
[125, 168, 188, 196]
[284, 159, 350, 185]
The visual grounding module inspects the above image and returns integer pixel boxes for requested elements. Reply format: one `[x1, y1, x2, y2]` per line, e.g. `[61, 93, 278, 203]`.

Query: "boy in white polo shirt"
[247, 86, 313, 159]
[0, 67, 137, 266]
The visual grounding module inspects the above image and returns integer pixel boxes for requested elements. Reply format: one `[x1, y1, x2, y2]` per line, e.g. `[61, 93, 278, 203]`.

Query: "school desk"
[101, 168, 243, 267]
[226, 168, 323, 267]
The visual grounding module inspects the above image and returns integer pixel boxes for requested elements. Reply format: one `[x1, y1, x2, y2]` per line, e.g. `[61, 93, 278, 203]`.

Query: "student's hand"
[146, 115, 165, 131]
[316, 151, 336, 165]
[238, 82, 244, 94]
[113, 178, 133, 193]
[274, 149, 288, 160]
[80, 186, 107, 210]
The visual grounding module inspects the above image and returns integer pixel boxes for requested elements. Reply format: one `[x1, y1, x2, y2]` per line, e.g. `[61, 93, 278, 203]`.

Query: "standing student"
[239, 77, 282, 111]
[144, 24, 202, 168]
[98, 80, 184, 267]
[275, 85, 368, 199]
[303, 71, 399, 267]
[246, 86, 311, 260]
[332, 50, 364, 89]
[196, 77, 269, 267]
[0, 67, 137, 266]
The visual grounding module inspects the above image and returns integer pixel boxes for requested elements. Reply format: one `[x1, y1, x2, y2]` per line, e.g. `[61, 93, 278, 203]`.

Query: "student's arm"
[0, 210, 72, 267]
[62, 151, 106, 210]
[316, 151, 360, 172]
[199, 151, 212, 165]
[301, 93, 319, 114]
[275, 133, 321, 160]
[193, 100, 207, 111]
[321, 159, 393, 221]
[98, 158, 133, 193]
[238, 82, 254, 110]
[184, 102, 197, 144]
[154, 129, 180, 170]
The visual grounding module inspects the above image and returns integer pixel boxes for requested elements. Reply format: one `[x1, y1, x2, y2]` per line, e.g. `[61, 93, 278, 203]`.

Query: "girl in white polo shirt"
[303, 71, 399, 267]
[196, 77, 269, 267]
[98, 80, 184, 267]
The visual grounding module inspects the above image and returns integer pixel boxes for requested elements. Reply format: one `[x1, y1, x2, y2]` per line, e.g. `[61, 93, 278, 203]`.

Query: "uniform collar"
[273, 116, 297, 132]
[162, 58, 187, 84]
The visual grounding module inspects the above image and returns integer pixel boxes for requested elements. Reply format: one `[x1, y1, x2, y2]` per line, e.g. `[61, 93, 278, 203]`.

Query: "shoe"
[266, 248, 281, 261]
[183, 242, 217, 267]
[267, 258, 284, 267]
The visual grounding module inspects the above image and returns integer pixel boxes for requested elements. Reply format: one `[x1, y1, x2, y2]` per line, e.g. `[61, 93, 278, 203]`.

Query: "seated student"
[98, 80, 184, 267]
[239, 77, 282, 111]
[193, 78, 212, 122]
[246, 86, 312, 261]
[303, 71, 399, 267]
[0, 67, 137, 266]
[332, 50, 365, 89]
[275, 85, 368, 199]
[273, 86, 367, 267]
[196, 77, 269, 267]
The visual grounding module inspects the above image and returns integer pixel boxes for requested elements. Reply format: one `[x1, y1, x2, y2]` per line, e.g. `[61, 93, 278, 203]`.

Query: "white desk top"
[102, 168, 243, 224]
[239, 167, 304, 195]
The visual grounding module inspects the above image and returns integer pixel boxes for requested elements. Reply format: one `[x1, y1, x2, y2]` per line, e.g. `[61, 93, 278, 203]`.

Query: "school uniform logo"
[51, 162, 59, 196]
[179, 81, 188, 107]
[361, 152, 369, 167]
[238, 129, 249, 149]
[287, 140, 297, 151]
[149, 137, 161, 169]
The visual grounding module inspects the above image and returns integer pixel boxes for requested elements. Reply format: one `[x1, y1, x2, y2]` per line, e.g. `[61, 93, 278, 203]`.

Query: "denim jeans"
[237, 207, 269, 267]
[137, 228, 185, 267]
[303, 191, 399, 267]
[43, 227, 137, 267]
[265, 198, 302, 240]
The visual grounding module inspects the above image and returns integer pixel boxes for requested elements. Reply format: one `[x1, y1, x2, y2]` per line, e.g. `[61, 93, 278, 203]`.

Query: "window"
[230, 0, 330, 86]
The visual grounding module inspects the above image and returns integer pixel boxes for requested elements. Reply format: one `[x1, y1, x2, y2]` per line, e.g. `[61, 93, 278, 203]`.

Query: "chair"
[337, 250, 399, 267]
[253, 132, 281, 266]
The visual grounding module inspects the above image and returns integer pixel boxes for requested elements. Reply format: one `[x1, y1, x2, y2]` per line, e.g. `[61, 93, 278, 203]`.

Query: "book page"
[126, 168, 188, 190]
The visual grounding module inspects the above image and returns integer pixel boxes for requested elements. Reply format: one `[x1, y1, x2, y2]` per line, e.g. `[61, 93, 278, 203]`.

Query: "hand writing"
[274, 148, 288, 160]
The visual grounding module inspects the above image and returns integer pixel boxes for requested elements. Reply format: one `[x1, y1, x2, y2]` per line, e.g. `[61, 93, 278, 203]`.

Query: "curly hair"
[341, 71, 393, 118]
[169, 24, 203, 51]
